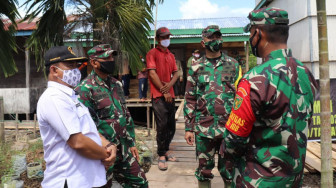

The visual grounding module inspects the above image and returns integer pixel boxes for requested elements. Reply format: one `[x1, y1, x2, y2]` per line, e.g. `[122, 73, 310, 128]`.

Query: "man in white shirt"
[37, 46, 117, 188]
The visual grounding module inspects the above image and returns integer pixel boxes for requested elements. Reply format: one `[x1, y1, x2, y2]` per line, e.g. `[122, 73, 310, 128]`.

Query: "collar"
[92, 71, 105, 86]
[48, 81, 76, 96]
[204, 52, 225, 68]
[155, 46, 170, 53]
[263, 49, 292, 63]
[92, 70, 113, 87]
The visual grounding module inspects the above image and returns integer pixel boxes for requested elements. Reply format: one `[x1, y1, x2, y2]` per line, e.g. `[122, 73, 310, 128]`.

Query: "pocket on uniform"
[198, 74, 210, 91]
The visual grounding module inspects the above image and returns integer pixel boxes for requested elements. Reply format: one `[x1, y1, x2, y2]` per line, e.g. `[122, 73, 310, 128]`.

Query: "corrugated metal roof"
[148, 33, 249, 39]
[150, 17, 249, 30]
[2, 18, 38, 31]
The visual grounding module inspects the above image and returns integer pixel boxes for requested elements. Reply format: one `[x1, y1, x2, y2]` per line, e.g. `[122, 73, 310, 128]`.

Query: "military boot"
[198, 180, 211, 188]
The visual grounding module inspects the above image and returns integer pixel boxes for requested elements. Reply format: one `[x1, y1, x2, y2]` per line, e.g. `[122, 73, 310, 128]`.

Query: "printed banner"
[309, 79, 336, 141]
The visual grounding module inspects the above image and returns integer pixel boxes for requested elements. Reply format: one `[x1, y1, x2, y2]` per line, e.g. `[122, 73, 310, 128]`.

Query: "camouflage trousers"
[195, 135, 234, 182]
[102, 145, 148, 188]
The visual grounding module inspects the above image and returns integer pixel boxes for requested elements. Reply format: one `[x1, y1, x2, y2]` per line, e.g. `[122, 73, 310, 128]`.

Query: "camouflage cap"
[244, 7, 289, 32]
[202, 25, 222, 38]
[87, 44, 118, 59]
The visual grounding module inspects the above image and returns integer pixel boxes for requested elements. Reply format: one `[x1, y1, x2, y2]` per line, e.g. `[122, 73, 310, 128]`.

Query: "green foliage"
[248, 45, 257, 71]
[0, 0, 20, 77]
[28, 139, 43, 153]
[0, 143, 16, 180]
[23, 0, 66, 72]
[23, 0, 163, 75]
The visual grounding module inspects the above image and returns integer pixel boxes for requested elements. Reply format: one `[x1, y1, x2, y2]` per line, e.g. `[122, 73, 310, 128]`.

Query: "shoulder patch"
[233, 95, 243, 110]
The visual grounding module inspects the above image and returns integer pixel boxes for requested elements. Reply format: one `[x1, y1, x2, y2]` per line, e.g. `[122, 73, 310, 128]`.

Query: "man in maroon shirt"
[146, 27, 180, 171]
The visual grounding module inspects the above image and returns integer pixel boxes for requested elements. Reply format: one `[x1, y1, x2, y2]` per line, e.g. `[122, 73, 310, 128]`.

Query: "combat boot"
[198, 180, 211, 188]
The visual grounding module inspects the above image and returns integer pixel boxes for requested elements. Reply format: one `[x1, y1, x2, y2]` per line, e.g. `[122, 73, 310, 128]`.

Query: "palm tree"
[0, 0, 20, 77]
[23, 0, 163, 74]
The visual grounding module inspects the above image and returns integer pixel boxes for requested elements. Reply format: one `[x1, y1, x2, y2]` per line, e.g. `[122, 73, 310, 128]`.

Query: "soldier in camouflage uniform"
[221, 8, 318, 187]
[184, 25, 242, 188]
[75, 44, 148, 188]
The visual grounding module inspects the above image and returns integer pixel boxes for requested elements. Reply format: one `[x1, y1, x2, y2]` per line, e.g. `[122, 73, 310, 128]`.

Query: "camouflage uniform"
[222, 8, 318, 187]
[184, 25, 241, 182]
[75, 44, 148, 188]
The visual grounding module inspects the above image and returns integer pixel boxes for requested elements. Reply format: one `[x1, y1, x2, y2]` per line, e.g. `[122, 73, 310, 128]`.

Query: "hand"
[160, 82, 172, 94]
[130, 146, 140, 161]
[185, 131, 194, 146]
[102, 144, 117, 169]
[163, 93, 172, 103]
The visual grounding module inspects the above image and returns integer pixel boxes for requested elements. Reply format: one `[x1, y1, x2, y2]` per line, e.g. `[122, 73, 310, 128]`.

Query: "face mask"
[194, 54, 200, 58]
[54, 66, 81, 87]
[160, 39, 170, 47]
[249, 30, 262, 57]
[204, 39, 223, 52]
[99, 60, 115, 74]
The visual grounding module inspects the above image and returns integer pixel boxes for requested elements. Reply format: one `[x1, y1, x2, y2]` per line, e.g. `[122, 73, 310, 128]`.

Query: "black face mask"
[99, 61, 115, 74]
[249, 30, 262, 57]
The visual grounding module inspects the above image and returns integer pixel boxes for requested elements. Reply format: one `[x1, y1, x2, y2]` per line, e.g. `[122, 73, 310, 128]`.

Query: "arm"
[125, 109, 136, 147]
[160, 56, 179, 93]
[184, 67, 197, 145]
[224, 78, 256, 156]
[46, 94, 110, 160]
[99, 133, 117, 167]
[67, 133, 109, 160]
[148, 69, 165, 91]
[160, 71, 179, 94]
[75, 85, 119, 145]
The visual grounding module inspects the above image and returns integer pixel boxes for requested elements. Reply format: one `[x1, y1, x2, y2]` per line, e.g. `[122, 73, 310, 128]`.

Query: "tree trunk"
[316, 0, 333, 187]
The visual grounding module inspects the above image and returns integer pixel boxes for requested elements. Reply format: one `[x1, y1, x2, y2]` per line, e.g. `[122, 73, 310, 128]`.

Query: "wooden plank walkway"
[146, 113, 225, 188]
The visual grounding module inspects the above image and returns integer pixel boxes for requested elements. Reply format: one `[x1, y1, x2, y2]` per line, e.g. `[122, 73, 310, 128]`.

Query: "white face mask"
[160, 39, 170, 47]
[54, 66, 81, 87]
[194, 54, 200, 58]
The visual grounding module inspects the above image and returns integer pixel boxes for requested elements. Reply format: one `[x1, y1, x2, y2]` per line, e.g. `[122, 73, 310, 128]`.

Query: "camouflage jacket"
[75, 71, 136, 148]
[223, 49, 318, 187]
[184, 53, 241, 139]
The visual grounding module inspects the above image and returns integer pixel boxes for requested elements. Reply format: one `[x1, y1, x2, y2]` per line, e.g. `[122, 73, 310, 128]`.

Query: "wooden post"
[25, 48, 30, 89]
[245, 41, 250, 73]
[0, 97, 4, 144]
[153, 0, 159, 48]
[15, 113, 18, 141]
[147, 106, 150, 136]
[152, 111, 156, 131]
[316, 0, 333, 187]
[33, 114, 37, 138]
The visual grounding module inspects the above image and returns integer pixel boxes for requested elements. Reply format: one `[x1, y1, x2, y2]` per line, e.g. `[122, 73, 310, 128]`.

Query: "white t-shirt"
[37, 81, 106, 188]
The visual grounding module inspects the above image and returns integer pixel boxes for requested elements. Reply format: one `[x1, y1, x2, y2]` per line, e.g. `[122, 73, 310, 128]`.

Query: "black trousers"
[173, 79, 185, 97]
[152, 97, 176, 156]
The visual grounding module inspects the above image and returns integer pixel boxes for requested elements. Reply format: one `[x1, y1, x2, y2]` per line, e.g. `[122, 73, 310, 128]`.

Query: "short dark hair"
[257, 24, 289, 44]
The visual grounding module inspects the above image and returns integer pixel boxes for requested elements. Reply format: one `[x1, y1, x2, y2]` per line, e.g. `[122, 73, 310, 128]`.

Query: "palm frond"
[23, 0, 66, 71]
[0, 0, 20, 77]
[113, 0, 154, 75]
